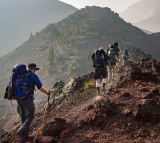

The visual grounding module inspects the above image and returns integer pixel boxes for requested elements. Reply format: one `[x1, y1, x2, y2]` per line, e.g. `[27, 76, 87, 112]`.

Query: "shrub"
[59, 65, 65, 69]
[84, 80, 94, 90]
[41, 63, 45, 70]
[66, 50, 83, 57]
[54, 75, 60, 81]
[3, 112, 11, 119]
[44, 24, 54, 33]
[35, 31, 40, 36]
[67, 64, 79, 72]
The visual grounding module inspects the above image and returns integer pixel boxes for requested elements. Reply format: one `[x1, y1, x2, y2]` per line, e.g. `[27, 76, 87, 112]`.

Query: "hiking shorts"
[94, 68, 107, 80]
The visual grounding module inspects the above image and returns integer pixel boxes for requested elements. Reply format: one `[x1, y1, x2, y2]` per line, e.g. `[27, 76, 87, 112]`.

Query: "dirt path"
[1, 114, 20, 132]
[48, 73, 121, 123]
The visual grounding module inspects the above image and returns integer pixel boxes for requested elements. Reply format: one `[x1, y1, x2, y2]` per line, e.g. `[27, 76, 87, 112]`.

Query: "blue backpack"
[7, 64, 32, 100]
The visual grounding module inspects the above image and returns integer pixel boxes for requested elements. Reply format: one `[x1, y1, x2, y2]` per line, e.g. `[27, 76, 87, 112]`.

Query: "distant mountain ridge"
[119, 0, 160, 32]
[0, 0, 78, 57]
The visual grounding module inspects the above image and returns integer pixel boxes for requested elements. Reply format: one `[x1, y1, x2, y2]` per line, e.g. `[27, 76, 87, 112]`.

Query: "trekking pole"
[39, 95, 50, 134]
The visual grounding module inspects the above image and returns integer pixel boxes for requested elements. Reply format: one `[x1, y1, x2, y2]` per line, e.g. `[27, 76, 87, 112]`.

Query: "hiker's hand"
[47, 91, 52, 96]
[49, 91, 52, 96]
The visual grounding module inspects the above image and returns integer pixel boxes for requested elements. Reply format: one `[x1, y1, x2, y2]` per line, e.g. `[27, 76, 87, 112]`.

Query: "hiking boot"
[17, 130, 26, 141]
[102, 83, 106, 92]
[102, 87, 106, 92]
[27, 127, 33, 136]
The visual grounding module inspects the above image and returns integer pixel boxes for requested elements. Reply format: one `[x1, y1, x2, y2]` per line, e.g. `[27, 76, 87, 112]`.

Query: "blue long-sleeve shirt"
[23, 71, 42, 100]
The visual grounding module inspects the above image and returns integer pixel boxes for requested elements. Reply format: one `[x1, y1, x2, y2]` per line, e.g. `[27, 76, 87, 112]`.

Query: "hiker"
[113, 42, 120, 58]
[16, 63, 52, 141]
[92, 47, 111, 95]
[113, 42, 120, 68]
[122, 49, 131, 65]
[107, 44, 121, 83]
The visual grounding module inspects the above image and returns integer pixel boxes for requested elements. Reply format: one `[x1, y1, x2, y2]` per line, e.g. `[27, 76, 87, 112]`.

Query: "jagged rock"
[85, 105, 94, 112]
[42, 118, 67, 137]
[77, 120, 84, 128]
[140, 88, 149, 92]
[69, 55, 81, 61]
[126, 67, 142, 79]
[132, 99, 160, 121]
[54, 118, 66, 124]
[121, 108, 132, 116]
[150, 88, 159, 93]
[115, 80, 124, 88]
[62, 78, 76, 96]
[49, 78, 76, 104]
[141, 93, 154, 99]
[49, 73, 94, 105]
[115, 76, 132, 88]
[122, 92, 130, 97]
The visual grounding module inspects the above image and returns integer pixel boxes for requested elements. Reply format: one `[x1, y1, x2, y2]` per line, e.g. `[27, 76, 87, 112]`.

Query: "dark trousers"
[17, 99, 35, 135]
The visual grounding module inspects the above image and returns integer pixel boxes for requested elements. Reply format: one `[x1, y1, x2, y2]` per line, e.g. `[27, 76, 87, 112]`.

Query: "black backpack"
[92, 50, 106, 69]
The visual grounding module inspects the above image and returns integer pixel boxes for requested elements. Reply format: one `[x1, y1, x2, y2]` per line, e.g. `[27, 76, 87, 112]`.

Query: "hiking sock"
[96, 83, 100, 88]
[96, 83, 100, 95]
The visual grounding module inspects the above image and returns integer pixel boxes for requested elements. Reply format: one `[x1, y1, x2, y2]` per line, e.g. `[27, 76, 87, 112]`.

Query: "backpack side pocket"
[8, 86, 14, 99]
[4, 85, 9, 99]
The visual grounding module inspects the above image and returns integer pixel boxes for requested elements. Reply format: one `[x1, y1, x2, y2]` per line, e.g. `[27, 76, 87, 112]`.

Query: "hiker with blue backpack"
[107, 44, 121, 83]
[4, 63, 52, 141]
[92, 47, 111, 95]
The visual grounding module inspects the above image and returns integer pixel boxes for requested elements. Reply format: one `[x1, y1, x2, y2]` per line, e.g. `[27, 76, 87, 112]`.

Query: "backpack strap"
[26, 72, 36, 92]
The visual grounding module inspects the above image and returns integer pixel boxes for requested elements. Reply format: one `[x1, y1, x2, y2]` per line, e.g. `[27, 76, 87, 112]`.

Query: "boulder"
[122, 92, 130, 97]
[121, 108, 132, 116]
[49, 78, 76, 105]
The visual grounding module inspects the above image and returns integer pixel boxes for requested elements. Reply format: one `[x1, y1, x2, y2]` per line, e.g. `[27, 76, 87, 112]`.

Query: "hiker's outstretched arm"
[39, 86, 51, 96]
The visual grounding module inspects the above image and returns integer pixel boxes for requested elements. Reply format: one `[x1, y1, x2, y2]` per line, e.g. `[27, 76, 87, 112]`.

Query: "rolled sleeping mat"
[122, 55, 131, 58]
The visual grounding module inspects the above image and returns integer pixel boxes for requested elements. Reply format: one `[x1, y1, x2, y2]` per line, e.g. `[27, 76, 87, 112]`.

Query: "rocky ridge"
[1, 58, 160, 142]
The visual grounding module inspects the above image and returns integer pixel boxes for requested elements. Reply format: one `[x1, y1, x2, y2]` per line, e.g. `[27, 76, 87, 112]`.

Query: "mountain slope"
[133, 13, 160, 33]
[0, 6, 157, 118]
[0, 0, 78, 57]
[119, 0, 160, 32]
[1, 59, 160, 142]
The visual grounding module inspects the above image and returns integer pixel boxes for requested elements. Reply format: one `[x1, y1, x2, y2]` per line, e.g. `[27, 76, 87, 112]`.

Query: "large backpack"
[5, 64, 32, 100]
[92, 50, 106, 69]
[108, 47, 116, 65]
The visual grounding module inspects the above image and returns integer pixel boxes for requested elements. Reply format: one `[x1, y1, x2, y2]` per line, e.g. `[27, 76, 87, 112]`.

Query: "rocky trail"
[1, 59, 160, 142]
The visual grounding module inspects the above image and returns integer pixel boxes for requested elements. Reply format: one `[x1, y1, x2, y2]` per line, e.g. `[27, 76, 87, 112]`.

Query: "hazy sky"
[59, 0, 141, 12]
